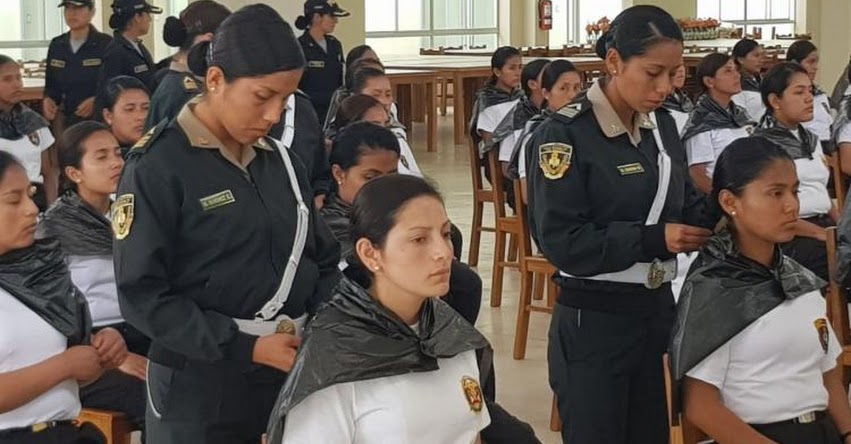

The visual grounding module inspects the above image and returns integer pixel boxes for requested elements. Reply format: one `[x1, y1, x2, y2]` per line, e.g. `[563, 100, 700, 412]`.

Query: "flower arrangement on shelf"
[677, 18, 721, 40]
[584, 17, 611, 45]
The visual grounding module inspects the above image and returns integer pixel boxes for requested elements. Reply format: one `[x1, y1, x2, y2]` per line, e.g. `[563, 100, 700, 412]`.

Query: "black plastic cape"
[831, 94, 851, 155]
[662, 90, 695, 114]
[753, 114, 820, 160]
[266, 277, 491, 443]
[741, 73, 761, 93]
[670, 230, 824, 381]
[0, 239, 92, 346]
[0, 103, 50, 139]
[39, 191, 113, 257]
[487, 95, 540, 156]
[681, 94, 754, 142]
[469, 84, 524, 155]
[507, 110, 549, 180]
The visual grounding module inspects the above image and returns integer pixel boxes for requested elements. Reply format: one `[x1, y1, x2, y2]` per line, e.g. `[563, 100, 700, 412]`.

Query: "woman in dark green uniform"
[295, 0, 349, 123]
[113, 5, 341, 444]
[97, 0, 160, 94]
[145, 0, 230, 129]
[526, 6, 716, 444]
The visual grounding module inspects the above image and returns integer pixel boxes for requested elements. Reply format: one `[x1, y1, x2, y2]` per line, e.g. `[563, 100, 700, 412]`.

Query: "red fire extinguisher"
[538, 0, 552, 31]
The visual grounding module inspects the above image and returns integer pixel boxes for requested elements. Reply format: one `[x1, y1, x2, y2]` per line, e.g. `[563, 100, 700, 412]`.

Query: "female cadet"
[322, 45, 380, 131]
[682, 53, 755, 194]
[97, 0, 160, 94]
[295, 0, 350, 123]
[672, 138, 851, 444]
[0, 151, 128, 444]
[39, 122, 147, 436]
[145, 0, 230, 129]
[471, 46, 523, 156]
[270, 174, 492, 444]
[113, 6, 341, 444]
[97, 76, 149, 156]
[491, 59, 550, 179]
[0, 56, 58, 212]
[833, 68, 851, 175]
[731, 38, 766, 122]
[753, 62, 837, 281]
[44, 0, 112, 129]
[662, 64, 694, 135]
[787, 40, 834, 150]
[526, 6, 715, 443]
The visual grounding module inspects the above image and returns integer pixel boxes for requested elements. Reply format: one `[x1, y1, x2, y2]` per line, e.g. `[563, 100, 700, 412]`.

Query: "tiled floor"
[408, 114, 563, 444]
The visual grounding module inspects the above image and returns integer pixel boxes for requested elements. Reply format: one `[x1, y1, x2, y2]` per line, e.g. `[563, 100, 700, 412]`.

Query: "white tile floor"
[408, 114, 563, 444]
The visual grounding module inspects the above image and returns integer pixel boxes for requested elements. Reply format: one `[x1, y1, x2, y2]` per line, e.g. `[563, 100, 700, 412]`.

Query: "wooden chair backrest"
[468, 141, 488, 195]
[486, 148, 510, 218]
[831, 149, 848, 212]
[826, 227, 851, 346]
[512, 179, 534, 259]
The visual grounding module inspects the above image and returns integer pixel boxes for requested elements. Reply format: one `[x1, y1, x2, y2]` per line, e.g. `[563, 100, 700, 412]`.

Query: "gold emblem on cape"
[814, 318, 829, 353]
[461, 376, 483, 412]
[183, 76, 199, 91]
[112, 194, 135, 240]
[538, 143, 572, 180]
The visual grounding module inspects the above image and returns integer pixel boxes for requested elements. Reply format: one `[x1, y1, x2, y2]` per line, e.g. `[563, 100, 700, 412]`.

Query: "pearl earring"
[731, 211, 737, 216]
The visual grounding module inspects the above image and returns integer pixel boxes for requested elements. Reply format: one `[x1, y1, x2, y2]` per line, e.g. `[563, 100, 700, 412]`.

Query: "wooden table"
[386, 69, 438, 152]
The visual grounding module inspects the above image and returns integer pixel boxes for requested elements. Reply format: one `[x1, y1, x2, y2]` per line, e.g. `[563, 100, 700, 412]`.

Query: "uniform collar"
[168, 59, 191, 74]
[176, 97, 273, 172]
[587, 79, 655, 146]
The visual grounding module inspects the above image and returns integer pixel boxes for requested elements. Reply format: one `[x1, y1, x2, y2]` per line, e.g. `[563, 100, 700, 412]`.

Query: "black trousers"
[443, 260, 483, 325]
[708, 415, 842, 444]
[548, 302, 674, 444]
[782, 215, 833, 282]
[146, 360, 285, 444]
[0, 423, 104, 444]
[79, 370, 146, 440]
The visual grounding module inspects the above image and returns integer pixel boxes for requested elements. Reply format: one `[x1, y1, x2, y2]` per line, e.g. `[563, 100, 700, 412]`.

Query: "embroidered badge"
[49, 59, 66, 68]
[112, 194, 135, 240]
[308, 61, 325, 68]
[617, 163, 645, 176]
[199, 190, 236, 211]
[183, 76, 199, 91]
[814, 318, 829, 354]
[461, 376, 483, 412]
[133, 64, 149, 74]
[27, 132, 40, 147]
[82, 58, 102, 67]
[538, 143, 572, 180]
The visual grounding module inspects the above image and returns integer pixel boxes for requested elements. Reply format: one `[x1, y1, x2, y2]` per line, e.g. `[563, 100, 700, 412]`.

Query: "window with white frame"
[365, 0, 499, 56]
[697, 0, 796, 38]
[549, 0, 624, 48]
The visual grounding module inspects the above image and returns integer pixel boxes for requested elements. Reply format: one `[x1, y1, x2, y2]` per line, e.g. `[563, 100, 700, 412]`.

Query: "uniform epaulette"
[182, 74, 200, 92]
[554, 100, 589, 121]
[127, 121, 167, 157]
[294, 89, 310, 100]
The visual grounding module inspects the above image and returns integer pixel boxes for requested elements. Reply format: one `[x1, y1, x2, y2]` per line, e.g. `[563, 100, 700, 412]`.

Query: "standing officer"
[44, 0, 112, 130]
[526, 6, 716, 444]
[97, 0, 160, 96]
[295, 0, 349, 123]
[113, 5, 341, 444]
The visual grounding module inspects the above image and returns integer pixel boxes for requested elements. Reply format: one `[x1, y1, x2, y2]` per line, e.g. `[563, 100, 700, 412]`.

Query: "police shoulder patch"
[183, 75, 199, 91]
[539, 142, 573, 180]
[112, 194, 135, 240]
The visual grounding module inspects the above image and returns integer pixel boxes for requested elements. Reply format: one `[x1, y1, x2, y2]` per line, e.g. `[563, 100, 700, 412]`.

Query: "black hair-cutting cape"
[670, 230, 824, 383]
[266, 276, 491, 443]
[0, 239, 92, 346]
[681, 94, 754, 142]
[662, 90, 695, 114]
[0, 103, 49, 139]
[39, 191, 113, 257]
[741, 73, 761, 93]
[753, 114, 820, 160]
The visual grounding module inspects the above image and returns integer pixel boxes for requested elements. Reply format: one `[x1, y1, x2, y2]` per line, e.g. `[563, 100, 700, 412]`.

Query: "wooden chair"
[512, 179, 556, 359]
[663, 355, 710, 444]
[825, 227, 851, 386]
[77, 408, 133, 444]
[467, 141, 495, 268]
[830, 149, 848, 212]
[484, 148, 521, 307]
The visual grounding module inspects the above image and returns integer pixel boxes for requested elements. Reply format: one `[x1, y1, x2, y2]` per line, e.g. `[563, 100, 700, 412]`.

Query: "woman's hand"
[91, 328, 129, 369]
[252, 333, 302, 372]
[61, 346, 104, 382]
[118, 353, 148, 380]
[665, 224, 712, 253]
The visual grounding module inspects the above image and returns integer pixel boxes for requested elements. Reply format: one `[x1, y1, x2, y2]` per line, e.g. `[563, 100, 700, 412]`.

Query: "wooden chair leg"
[550, 395, 562, 432]
[440, 78, 448, 116]
[468, 201, 483, 267]
[533, 270, 545, 301]
[507, 232, 518, 263]
[513, 266, 534, 359]
[490, 228, 507, 307]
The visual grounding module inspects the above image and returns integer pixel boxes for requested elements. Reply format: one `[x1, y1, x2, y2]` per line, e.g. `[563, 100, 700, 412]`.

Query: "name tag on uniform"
[82, 58, 102, 67]
[617, 163, 645, 176]
[133, 64, 149, 74]
[199, 190, 236, 211]
[308, 61, 325, 68]
[49, 59, 66, 68]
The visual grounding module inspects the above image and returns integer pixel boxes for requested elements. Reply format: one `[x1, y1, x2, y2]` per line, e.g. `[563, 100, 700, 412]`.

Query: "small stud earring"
[731, 211, 737, 216]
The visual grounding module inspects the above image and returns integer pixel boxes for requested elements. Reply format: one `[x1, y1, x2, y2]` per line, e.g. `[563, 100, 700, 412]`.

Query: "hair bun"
[294, 15, 309, 30]
[595, 31, 610, 59]
[187, 40, 211, 77]
[163, 16, 188, 47]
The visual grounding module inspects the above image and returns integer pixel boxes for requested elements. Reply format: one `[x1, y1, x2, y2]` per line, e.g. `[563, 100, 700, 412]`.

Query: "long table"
[386, 69, 438, 152]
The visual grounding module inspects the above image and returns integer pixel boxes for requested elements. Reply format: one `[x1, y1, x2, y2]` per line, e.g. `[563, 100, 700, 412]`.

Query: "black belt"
[0, 420, 75, 437]
[751, 410, 827, 428]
